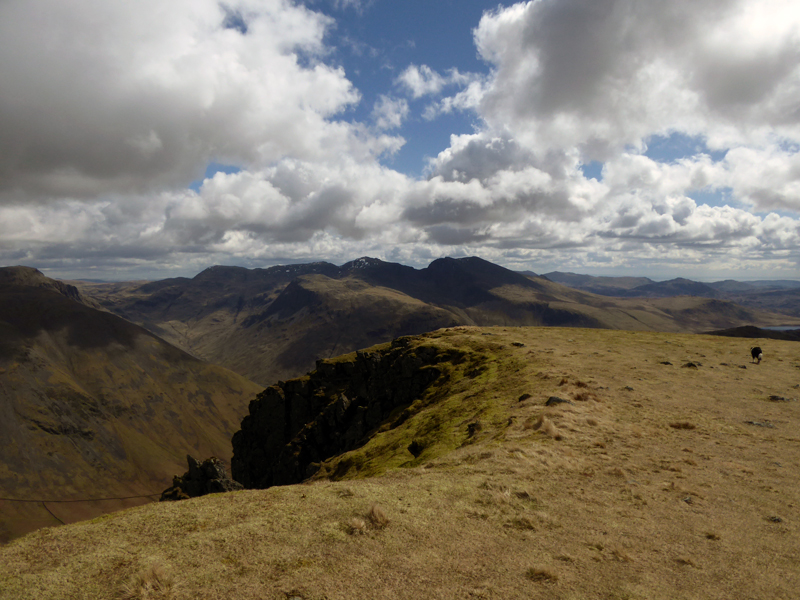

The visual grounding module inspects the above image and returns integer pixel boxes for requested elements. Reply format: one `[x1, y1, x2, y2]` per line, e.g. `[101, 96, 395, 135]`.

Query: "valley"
[74, 257, 799, 385]
[0, 267, 262, 542]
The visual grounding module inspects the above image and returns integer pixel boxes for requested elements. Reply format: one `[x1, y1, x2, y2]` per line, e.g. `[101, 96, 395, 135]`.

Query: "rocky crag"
[231, 337, 461, 489]
[160, 455, 243, 501]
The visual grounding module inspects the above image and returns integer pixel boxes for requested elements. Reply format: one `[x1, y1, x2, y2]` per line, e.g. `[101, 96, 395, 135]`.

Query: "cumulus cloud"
[403, 0, 800, 273]
[1, 0, 799, 280]
[371, 95, 410, 130]
[397, 65, 477, 99]
[471, 0, 800, 156]
[0, 0, 386, 201]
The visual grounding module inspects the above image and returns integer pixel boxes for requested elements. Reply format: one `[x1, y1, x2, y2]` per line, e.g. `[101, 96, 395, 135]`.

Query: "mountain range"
[1, 257, 798, 543]
[74, 256, 799, 386]
[544, 271, 800, 317]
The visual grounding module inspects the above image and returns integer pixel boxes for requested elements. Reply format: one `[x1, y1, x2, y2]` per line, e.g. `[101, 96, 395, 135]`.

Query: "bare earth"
[1, 327, 799, 599]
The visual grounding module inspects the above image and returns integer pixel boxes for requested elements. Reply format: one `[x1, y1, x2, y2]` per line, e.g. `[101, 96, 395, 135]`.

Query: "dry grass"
[529, 415, 563, 440]
[669, 421, 697, 430]
[118, 563, 175, 600]
[367, 505, 389, 529]
[525, 567, 559, 583]
[346, 517, 367, 535]
[3, 327, 800, 600]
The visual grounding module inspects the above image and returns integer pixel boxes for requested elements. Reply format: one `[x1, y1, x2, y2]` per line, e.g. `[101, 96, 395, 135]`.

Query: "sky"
[1, 0, 799, 282]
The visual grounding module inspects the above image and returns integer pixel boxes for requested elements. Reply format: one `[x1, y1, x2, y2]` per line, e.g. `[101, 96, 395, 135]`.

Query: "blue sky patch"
[644, 132, 727, 163]
[580, 160, 604, 181]
[189, 162, 242, 192]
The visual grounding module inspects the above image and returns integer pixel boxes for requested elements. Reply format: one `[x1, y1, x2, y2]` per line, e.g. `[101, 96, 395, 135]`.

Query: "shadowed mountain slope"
[0, 268, 262, 542]
[706, 325, 800, 342]
[76, 257, 798, 386]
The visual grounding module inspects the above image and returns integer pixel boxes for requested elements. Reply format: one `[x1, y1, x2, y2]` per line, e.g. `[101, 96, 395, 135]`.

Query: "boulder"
[160, 455, 243, 501]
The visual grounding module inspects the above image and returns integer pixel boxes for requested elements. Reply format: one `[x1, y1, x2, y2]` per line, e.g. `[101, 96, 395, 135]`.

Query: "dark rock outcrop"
[160, 455, 242, 501]
[545, 396, 572, 406]
[231, 338, 457, 489]
[705, 325, 800, 342]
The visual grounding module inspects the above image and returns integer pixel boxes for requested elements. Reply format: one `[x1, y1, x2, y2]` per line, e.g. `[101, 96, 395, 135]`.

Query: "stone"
[160, 455, 242, 501]
[768, 395, 796, 402]
[546, 396, 573, 406]
[408, 440, 425, 458]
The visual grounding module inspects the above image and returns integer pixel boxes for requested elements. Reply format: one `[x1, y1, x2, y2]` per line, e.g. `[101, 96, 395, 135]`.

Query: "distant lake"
[761, 326, 800, 331]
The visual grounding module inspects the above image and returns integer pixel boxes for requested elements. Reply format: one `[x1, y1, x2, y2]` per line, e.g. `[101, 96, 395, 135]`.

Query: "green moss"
[311, 330, 542, 482]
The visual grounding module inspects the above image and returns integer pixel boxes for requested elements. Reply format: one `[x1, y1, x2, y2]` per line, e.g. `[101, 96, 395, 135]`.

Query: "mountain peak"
[342, 256, 387, 271]
[0, 265, 47, 285]
[0, 265, 82, 302]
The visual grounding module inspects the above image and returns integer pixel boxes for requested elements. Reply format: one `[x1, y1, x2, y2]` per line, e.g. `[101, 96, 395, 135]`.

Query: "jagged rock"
[407, 440, 425, 457]
[160, 455, 242, 501]
[769, 395, 797, 402]
[231, 342, 458, 489]
[546, 396, 572, 406]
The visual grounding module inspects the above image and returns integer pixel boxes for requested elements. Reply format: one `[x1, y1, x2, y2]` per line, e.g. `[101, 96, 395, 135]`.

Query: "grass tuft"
[531, 415, 563, 440]
[526, 566, 559, 583]
[118, 563, 175, 600]
[367, 505, 389, 529]
[346, 517, 367, 535]
[669, 422, 696, 430]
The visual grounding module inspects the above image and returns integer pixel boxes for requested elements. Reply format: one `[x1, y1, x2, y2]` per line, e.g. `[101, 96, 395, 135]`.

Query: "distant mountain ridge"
[0, 265, 85, 303]
[72, 257, 799, 386]
[544, 271, 800, 317]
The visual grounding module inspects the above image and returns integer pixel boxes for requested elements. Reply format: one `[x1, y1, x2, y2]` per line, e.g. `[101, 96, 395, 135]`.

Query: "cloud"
[397, 65, 447, 98]
[1, 0, 799, 281]
[371, 95, 409, 130]
[397, 64, 476, 99]
[0, 0, 376, 201]
[470, 0, 800, 156]
[405, 0, 800, 271]
[328, 0, 375, 13]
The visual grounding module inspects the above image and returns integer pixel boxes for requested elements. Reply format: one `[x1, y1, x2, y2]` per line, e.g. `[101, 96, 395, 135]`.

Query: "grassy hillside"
[3, 327, 799, 599]
[0, 269, 263, 542]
